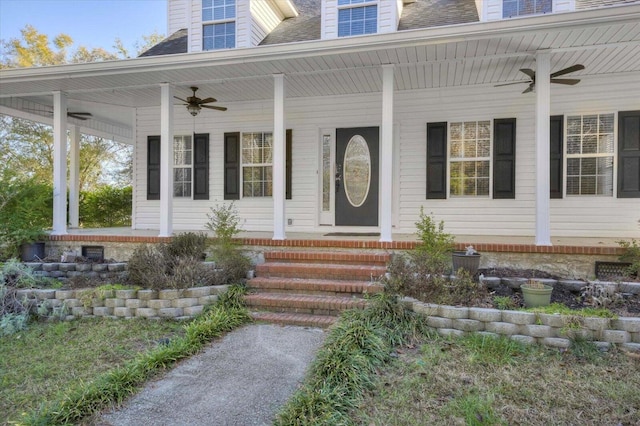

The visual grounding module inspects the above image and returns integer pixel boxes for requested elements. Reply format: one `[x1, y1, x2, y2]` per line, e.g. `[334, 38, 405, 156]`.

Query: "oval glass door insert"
[343, 135, 371, 208]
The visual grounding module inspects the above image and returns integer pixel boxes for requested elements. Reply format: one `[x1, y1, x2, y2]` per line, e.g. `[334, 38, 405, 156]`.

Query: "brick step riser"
[247, 279, 384, 297]
[249, 306, 343, 316]
[265, 257, 387, 266]
[250, 312, 337, 328]
[263, 253, 390, 266]
[256, 266, 385, 281]
[248, 288, 371, 298]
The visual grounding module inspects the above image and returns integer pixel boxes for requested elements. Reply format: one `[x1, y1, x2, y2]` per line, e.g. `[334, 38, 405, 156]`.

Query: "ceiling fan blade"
[519, 68, 536, 79]
[68, 113, 91, 120]
[550, 64, 584, 78]
[198, 97, 217, 104]
[495, 80, 530, 87]
[201, 105, 227, 111]
[174, 96, 189, 103]
[68, 112, 92, 116]
[550, 78, 581, 86]
[522, 84, 534, 94]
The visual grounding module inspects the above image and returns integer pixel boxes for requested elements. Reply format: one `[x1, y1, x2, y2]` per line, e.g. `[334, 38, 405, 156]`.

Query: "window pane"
[567, 176, 579, 195]
[598, 134, 614, 153]
[449, 121, 491, 197]
[582, 135, 597, 154]
[567, 136, 581, 154]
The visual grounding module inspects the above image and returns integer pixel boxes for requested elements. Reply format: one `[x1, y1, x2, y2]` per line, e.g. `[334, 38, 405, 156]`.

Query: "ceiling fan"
[495, 64, 585, 94]
[174, 86, 227, 116]
[24, 108, 93, 121]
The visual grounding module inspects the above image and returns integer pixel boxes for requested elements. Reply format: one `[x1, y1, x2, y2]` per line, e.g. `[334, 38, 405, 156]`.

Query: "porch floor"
[51, 227, 626, 254]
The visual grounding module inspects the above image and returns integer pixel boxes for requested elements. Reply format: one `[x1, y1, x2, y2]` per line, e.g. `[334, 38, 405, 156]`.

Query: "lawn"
[0, 318, 185, 424]
[352, 333, 640, 425]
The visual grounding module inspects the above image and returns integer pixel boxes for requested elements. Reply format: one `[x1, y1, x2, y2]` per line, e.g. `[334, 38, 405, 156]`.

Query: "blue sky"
[0, 0, 167, 57]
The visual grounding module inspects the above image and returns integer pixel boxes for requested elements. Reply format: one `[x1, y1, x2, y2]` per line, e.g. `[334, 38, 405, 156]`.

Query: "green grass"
[0, 318, 184, 424]
[352, 333, 640, 425]
[524, 302, 616, 318]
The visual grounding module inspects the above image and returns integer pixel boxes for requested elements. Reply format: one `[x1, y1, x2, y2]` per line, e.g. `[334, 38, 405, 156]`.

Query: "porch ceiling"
[1, 4, 639, 139]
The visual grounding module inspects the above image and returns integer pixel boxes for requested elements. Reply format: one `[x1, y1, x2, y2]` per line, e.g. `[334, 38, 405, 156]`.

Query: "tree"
[0, 26, 163, 189]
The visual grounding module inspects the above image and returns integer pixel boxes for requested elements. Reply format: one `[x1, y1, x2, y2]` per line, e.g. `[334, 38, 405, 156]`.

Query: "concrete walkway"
[98, 324, 326, 426]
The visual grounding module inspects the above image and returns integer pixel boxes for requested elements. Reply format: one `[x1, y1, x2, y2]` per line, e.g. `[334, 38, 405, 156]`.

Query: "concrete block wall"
[405, 298, 640, 353]
[16, 285, 229, 320]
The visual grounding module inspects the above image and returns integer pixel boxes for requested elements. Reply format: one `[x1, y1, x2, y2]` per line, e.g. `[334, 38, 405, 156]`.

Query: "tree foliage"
[80, 186, 132, 228]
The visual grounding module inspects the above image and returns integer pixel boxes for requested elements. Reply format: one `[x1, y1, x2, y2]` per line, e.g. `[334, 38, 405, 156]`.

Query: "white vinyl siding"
[250, 0, 284, 46]
[133, 73, 639, 238]
[168, 0, 190, 35]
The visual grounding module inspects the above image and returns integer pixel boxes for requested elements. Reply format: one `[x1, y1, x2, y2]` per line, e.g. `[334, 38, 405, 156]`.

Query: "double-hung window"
[566, 113, 615, 196]
[202, 0, 236, 50]
[337, 0, 377, 37]
[242, 132, 273, 197]
[449, 121, 491, 196]
[173, 135, 192, 197]
[503, 0, 552, 18]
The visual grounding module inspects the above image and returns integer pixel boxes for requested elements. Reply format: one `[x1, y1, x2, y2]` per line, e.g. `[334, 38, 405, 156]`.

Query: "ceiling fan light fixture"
[187, 104, 201, 116]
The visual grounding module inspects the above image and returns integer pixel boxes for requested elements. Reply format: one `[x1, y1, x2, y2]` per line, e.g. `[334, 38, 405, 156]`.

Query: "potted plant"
[452, 245, 481, 275]
[521, 279, 553, 308]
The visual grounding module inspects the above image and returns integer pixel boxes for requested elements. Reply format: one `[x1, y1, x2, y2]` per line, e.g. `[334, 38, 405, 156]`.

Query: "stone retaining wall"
[17, 285, 229, 320]
[403, 298, 640, 352]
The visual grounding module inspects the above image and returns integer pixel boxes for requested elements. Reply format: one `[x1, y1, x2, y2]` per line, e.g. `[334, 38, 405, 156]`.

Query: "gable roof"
[138, 29, 188, 57]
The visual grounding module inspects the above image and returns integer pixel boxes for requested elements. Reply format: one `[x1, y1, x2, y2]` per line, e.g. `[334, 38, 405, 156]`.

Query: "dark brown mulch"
[478, 268, 640, 317]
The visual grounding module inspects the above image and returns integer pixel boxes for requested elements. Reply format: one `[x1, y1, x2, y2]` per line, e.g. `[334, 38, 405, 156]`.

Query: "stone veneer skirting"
[402, 298, 640, 352]
[17, 285, 229, 320]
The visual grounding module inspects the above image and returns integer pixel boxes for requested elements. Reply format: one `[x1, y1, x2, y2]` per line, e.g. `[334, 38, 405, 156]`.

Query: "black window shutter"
[224, 132, 240, 200]
[286, 129, 292, 200]
[147, 135, 161, 200]
[618, 110, 640, 198]
[426, 122, 447, 199]
[550, 115, 564, 199]
[193, 133, 209, 200]
[493, 118, 516, 199]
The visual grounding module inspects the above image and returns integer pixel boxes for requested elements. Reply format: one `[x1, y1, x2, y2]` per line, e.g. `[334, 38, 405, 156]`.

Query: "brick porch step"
[264, 251, 390, 266]
[248, 276, 384, 297]
[245, 293, 366, 316]
[251, 312, 337, 328]
[255, 262, 386, 281]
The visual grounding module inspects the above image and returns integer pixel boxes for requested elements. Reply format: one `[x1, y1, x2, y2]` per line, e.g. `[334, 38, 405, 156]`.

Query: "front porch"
[46, 228, 625, 279]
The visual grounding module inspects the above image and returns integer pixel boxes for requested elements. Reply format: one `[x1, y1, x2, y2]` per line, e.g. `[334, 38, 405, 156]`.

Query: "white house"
[1, 0, 639, 245]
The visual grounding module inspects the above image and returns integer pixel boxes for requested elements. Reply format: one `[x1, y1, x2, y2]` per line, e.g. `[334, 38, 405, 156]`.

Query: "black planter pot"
[452, 252, 481, 275]
[20, 242, 45, 261]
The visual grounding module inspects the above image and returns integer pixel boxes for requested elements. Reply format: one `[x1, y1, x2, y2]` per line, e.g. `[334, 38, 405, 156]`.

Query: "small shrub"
[205, 203, 250, 284]
[79, 185, 132, 228]
[493, 296, 517, 310]
[126, 245, 171, 289]
[581, 282, 623, 309]
[618, 239, 640, 278]
[1, 258, 38, 288]
[167, 232, 208, 259]
[414, 207, 455, 275]
[168, 257, 215, 289]
[0, 312, 29, 336]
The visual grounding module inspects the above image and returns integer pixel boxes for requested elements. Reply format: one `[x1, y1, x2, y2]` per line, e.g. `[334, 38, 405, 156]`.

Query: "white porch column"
[273, 74, 286, 240]
[535, 50, 552, 246]
[379, 65, 394, 242]
[159, 83, 174, 237]
[69, 125, 81, 228]
[51, 91, 68, 235]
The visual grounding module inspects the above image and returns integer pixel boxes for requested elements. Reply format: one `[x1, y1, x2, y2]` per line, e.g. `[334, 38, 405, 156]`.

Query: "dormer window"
[338, 0, 378, 37]
[203, 0, 236, 50]
[503, 0, 552, 18]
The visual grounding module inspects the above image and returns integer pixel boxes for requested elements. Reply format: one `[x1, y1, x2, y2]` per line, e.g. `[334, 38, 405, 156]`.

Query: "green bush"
[205, 203, 250, 283]
[0, 171, 51, 260]
[79, 185, 132, 228]
[618, 239, 640, 278]
[167, 232, 209, 259]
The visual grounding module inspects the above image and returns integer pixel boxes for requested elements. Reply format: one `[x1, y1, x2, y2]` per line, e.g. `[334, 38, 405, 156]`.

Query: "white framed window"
[202, 0, 236, 50]
[173, 135, 192, 197]
[566, 113, 615, 196]
[242, 132, 273, 197]
[449, 121, 491, 196]
[503, 0, 551, 18]
[337, 0, 377, 37]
